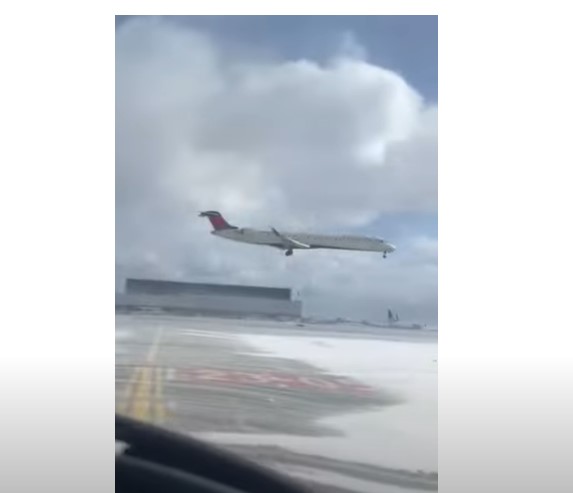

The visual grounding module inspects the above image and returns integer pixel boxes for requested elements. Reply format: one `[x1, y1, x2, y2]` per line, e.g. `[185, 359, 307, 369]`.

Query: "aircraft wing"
[270, 227, 311, 249]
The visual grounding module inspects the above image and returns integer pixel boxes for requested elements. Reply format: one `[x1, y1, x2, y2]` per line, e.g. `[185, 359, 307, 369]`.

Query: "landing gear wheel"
[383, 252, 387, 258]
[285, 249, 293, 257]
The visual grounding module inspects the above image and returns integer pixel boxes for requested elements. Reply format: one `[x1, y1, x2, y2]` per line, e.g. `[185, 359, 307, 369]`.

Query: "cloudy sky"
[115, 15, 438, 324]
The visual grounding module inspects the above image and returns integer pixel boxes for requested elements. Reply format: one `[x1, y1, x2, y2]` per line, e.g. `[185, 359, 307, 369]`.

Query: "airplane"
[199, 210, 396, 258]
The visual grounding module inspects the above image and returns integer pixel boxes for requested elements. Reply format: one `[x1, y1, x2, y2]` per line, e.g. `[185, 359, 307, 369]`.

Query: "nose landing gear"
[383, 252, 387, 259]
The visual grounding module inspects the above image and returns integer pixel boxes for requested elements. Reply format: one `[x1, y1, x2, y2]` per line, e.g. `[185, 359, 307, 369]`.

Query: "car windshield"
[116, 15, 438, 493]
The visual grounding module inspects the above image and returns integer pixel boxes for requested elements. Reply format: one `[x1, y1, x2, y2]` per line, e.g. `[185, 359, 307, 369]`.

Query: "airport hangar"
[115, 278, 302, 320]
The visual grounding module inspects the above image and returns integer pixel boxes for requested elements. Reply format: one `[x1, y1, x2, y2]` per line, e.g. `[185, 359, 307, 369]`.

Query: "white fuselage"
[213, 228, 395, 254]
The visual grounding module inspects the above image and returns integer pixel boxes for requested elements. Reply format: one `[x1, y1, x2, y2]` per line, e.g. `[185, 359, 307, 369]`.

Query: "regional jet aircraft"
[199, 211, 396, 258]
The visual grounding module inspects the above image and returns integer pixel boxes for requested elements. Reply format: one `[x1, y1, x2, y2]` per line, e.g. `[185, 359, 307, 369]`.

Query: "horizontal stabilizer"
[199, 211, 238, 231]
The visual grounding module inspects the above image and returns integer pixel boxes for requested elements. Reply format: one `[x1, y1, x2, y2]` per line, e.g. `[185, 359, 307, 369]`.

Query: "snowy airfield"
[116, 314, 437, 493]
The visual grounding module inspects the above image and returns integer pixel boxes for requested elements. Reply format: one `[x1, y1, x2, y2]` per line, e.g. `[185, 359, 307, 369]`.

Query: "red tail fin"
[198, 211, 237, 230]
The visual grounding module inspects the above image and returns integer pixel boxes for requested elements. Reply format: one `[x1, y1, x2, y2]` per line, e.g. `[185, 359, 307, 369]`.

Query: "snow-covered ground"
[201, 331, 438, 472]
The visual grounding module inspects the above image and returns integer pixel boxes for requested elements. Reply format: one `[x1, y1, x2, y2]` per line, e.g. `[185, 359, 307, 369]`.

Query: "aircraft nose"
[387, 243, 396, 252]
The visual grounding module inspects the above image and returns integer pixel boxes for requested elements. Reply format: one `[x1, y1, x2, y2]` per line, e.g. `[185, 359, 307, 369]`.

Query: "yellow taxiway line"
[119, 327, 166, 424]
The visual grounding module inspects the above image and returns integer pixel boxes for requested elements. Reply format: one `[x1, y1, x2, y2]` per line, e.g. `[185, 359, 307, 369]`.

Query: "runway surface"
[116, 314, 438, 493]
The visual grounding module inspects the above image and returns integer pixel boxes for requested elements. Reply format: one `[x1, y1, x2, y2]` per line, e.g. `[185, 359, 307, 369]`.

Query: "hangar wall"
[126, 278, 292, 301]
[116, 279, 302, 319]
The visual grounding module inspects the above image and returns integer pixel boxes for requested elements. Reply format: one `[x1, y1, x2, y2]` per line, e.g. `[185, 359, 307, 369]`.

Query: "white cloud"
[116, 18, 438, 322]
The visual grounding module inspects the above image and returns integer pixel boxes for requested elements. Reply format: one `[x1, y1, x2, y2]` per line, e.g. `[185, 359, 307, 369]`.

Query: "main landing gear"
[285, 249, 294, 257]
[383, 252, 387, 258]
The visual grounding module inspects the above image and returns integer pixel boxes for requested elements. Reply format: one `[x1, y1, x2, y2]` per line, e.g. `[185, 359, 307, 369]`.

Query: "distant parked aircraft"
[388, 309, 400, 323]
[199, 211, 396, 258]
